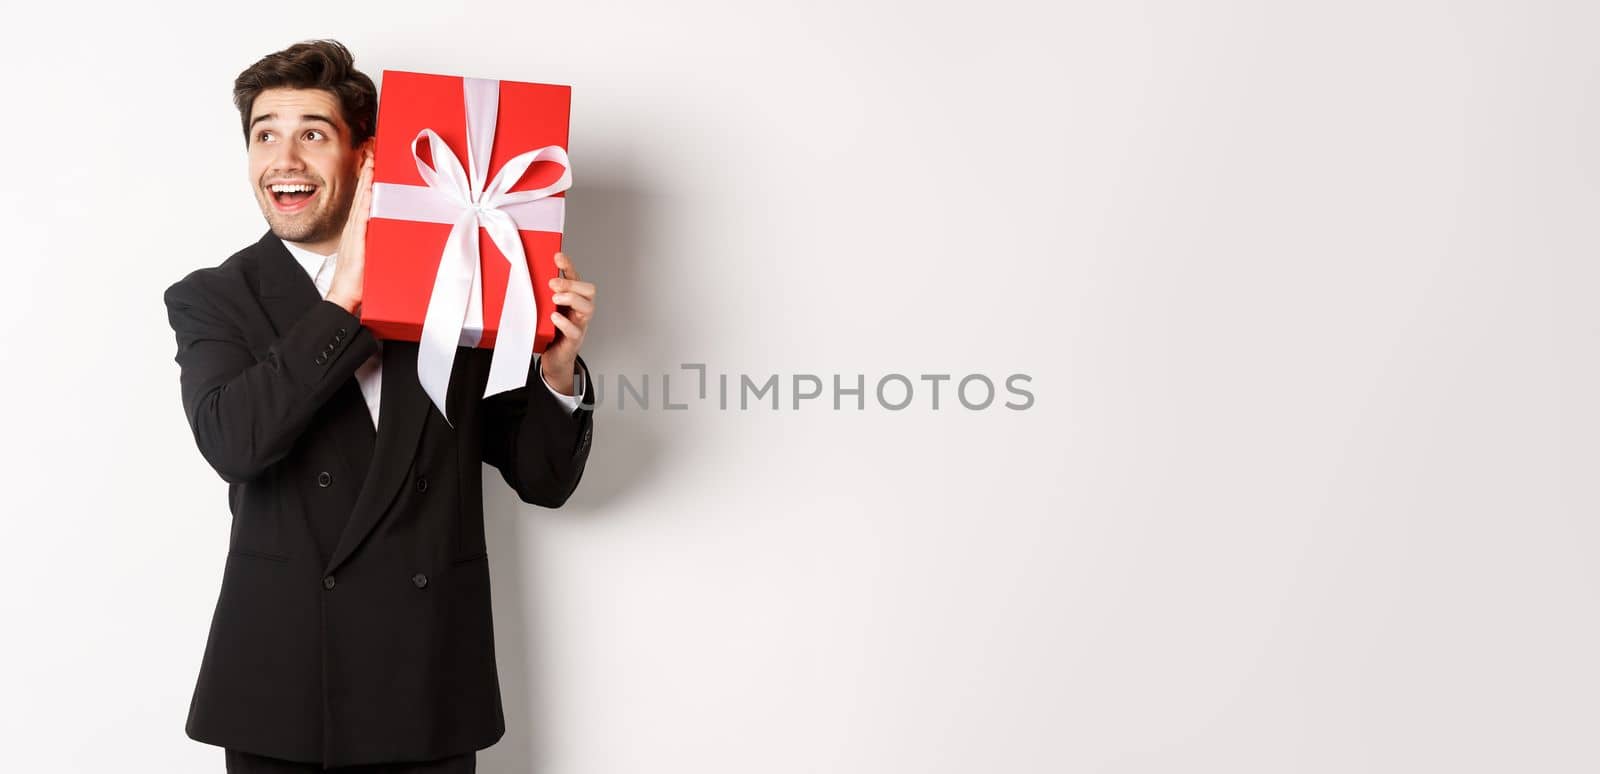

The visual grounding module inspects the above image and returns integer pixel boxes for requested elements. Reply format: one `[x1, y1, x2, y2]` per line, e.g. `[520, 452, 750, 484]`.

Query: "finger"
[554, 252, 581, 283]
[548, 277, 596, 299]
[355, 155, 375, 201]
[340, 194, 362, 241]
[346, 182, 370, 231]
[346, 188, 372, 239]
[550, 310, 584, 340]
[352, 165, 375, 223]
[356, 160, 374, 196]
[551, 292, 593, 316]
[358, 159, 375, 200]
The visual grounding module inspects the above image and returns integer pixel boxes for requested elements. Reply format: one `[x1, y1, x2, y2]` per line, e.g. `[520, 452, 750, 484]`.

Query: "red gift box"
[363, 69, 572, 421]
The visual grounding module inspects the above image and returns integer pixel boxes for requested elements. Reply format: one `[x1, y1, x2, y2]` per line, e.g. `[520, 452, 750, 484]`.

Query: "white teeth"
[270, 184, 315, 193]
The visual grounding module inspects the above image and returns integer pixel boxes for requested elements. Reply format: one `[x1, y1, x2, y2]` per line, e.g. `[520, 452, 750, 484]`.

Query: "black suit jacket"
[162, 230, 594, 767]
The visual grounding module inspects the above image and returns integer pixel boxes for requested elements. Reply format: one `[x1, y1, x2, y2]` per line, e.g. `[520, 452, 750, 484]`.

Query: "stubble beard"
[261, 185, 354, 247]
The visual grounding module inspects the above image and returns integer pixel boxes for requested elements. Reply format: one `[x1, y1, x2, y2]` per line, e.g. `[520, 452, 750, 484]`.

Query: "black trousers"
[224, 748, 476, 773]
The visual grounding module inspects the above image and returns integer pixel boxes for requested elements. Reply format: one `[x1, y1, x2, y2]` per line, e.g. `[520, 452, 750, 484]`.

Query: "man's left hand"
[540, 251, 595, 396]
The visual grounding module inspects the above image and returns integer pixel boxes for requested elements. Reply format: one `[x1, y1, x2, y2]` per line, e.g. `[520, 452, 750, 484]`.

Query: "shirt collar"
[279, 237, 335, 283]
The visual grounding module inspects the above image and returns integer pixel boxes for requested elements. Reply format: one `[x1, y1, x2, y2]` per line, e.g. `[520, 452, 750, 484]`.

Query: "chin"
[266, 220, 316, 243]
[262, 205, 331, 243]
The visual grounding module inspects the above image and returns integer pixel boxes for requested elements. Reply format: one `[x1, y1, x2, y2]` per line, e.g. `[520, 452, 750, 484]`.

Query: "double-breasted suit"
[162, 230, 594, 767]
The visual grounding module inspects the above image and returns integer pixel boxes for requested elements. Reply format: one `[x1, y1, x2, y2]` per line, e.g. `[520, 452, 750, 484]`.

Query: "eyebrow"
[248, 112, 340, 132]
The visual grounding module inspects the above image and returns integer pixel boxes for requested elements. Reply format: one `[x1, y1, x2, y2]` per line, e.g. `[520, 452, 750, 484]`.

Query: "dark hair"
[233, 39, 377, 148]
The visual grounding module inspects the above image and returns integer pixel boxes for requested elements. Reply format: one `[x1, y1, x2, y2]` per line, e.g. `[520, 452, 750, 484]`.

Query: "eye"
[255, 130, 275, 143]
[304, 129, 327, 141]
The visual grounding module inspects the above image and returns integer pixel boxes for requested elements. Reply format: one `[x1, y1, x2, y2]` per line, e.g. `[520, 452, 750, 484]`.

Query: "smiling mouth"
[267, 183, 319, 212]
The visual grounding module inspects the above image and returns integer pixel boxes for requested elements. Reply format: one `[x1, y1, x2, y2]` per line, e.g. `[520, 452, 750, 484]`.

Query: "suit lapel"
[324, 338, 430, 575]
[255, 229, 320, 339]
[246, 230, 432, 576]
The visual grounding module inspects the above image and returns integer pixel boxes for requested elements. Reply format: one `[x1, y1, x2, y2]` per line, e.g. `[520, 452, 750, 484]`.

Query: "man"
[162, 40, 598, 772]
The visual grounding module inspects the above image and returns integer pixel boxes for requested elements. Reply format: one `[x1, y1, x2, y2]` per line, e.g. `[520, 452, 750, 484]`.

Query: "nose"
[267, 140, 306, 177]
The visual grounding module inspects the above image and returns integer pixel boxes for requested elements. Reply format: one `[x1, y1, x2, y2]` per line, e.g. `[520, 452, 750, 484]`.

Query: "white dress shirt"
[280, 238, 584, 429]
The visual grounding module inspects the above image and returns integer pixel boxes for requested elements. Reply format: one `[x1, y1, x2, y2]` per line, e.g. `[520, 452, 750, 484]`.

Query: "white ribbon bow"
[370, 76, 572, 427]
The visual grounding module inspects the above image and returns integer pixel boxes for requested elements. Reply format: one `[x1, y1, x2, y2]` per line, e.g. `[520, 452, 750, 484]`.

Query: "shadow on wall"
[478, 153, 676, 773]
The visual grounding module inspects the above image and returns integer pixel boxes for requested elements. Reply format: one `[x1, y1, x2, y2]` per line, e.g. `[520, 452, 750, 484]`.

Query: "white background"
[2, 1, 1596, 772]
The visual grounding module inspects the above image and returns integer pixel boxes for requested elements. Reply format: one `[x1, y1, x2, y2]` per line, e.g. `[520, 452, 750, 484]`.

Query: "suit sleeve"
[538, 357, 586, 414]
[480, 352, 594, 507]
[164, 278, 380, 483]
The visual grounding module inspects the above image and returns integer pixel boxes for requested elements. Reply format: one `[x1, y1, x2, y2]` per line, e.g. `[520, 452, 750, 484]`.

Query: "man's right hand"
[327, 146, 376, 314]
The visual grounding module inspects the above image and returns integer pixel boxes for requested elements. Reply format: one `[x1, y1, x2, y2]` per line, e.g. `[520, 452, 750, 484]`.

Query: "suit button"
[317, 471, 332, 487]
[314, 353, 327, 365]
[337, 327, 348, 336]
[415, 476, 428, 493]
[323, 575, 336, 590]
[412, 573, 429, 588]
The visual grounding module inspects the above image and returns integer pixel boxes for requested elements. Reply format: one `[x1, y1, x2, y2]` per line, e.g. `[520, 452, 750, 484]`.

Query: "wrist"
[540, 358, 576, 396]
[328, 294, 359, 315]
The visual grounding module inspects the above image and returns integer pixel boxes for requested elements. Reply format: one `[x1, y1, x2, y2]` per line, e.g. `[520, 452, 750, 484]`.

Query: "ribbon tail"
[417, 211, 482, 427]
[480, 212, 538, 399]
[462, 250, 485, 348]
